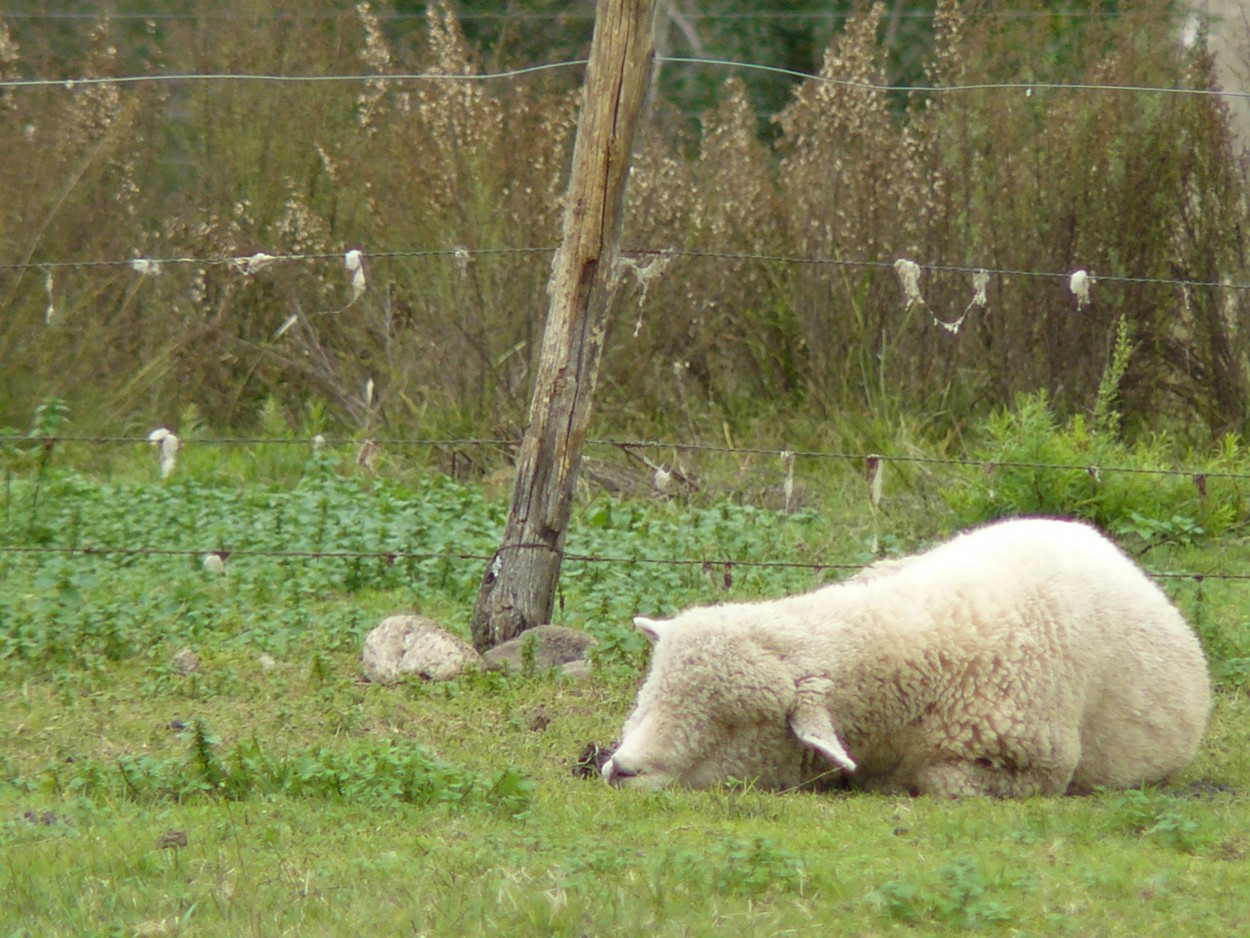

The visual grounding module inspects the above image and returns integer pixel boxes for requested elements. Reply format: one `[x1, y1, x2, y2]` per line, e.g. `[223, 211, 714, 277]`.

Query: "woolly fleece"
[603, 518, 1211, 797]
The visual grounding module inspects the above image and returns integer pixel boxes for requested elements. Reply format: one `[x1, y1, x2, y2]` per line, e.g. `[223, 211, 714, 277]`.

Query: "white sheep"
[603, 518, 1211, 797]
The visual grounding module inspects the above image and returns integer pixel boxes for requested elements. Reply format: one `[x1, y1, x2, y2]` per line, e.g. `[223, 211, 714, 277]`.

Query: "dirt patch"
[572, 741, 616, 780]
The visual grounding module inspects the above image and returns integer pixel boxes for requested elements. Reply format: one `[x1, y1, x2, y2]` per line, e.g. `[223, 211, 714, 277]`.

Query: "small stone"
[482, 625, 596, 673]
[172, 648, 200, 675]
[559, 659, 593, 680]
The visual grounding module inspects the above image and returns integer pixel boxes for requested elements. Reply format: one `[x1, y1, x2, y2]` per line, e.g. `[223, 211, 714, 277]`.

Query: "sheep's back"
[802, 519, 1210, 789]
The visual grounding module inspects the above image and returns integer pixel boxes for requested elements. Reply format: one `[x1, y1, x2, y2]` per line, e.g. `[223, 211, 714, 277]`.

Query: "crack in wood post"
[470, 0, 661, 651]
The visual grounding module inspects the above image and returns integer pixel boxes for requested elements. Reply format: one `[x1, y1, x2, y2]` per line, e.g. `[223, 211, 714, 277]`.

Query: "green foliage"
[1104, 789, 1208, 852]
[20, 722, 532, 815]
[29, 398, 70, 440]
[660, 835, 807, 897]
[870, 857, 1021, 928]
[1, 448, 1249, 935]
[1092, 316, 1133, 437]
[945, 390, 1242, 545]
[0, 458, 850, 681]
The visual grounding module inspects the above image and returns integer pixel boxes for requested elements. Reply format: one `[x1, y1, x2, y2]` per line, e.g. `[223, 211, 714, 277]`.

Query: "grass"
[3, 660, 1248, 936]
[2, 433, 1250, 936]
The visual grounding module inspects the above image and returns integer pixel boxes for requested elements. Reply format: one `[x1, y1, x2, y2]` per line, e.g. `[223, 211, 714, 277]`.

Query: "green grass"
[2, 446, 1250, 936]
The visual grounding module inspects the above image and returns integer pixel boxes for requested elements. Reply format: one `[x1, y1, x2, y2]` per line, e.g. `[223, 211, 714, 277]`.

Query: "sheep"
[602, 518, 1211, 798]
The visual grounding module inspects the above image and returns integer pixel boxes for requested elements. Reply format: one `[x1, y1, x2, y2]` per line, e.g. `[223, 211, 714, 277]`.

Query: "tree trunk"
[470, 0, 660, 651]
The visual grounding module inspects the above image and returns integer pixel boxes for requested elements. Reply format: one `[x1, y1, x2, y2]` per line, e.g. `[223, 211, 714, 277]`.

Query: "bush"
[943, 390, 1244, 544]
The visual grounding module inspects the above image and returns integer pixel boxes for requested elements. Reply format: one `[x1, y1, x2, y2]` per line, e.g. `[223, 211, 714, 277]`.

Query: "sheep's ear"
[788, 683, 857, 774]
[633, 616, 669, 643]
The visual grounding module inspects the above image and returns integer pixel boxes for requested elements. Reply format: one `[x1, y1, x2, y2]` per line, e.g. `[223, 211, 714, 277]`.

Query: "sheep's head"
[602, 613, 857, 790]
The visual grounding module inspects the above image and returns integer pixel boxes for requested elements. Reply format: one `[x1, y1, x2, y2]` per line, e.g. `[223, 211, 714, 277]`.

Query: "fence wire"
[4, 247, 1250, 296]
[0, 543, 1238, 586]
[3, 35, 1247, 590]
[2, 433, 1244, 584]
[2, 55, 1244, 99]
[19, 433, 1250, 486]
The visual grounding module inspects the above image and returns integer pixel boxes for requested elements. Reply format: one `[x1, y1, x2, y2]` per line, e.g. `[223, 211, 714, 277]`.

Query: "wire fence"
[0, 540, 1243, 584]
[0, 9, 1181, 22]
[2, 432, 1246, 585]
[0, 540, 1242, 585]
[2, 53, 1246, 98]
[2, 42, 1247, 300]
[6, 247, 1250, 295]
[3, 18, 1249, 590]
[9, 431, 1250, 482]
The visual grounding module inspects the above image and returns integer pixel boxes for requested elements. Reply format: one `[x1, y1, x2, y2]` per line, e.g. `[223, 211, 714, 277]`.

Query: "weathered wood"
[470, 0, 660, 651]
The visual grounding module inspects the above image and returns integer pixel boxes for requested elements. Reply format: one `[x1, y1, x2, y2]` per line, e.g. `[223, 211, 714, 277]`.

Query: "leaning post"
[470, 0, 661, 650]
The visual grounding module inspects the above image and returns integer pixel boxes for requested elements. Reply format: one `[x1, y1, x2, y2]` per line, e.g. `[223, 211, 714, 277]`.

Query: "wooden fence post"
[470, 0, 661, 651]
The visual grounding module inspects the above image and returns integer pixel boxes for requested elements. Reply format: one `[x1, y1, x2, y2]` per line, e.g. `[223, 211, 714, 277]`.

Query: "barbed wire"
[0, 542, 1238, 584]
[4, 246, 1249, 295]
[648, 251, 1250, 292]
[13, 432, 1250, 485]
[600, 438, 1250, 484]
[0, 60, 588, 91]
[2, 55, 1244, 99]
[0, 9, 1161, 23]
[0, 247, 554, 273]
[663, 55, 1250, 100]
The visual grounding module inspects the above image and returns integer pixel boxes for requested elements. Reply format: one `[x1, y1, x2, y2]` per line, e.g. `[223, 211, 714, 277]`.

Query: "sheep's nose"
[602, 758, 639, 787]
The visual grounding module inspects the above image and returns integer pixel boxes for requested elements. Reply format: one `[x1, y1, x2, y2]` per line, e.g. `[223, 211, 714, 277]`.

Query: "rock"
[172, 648, 201, 675]
[481, 625, 596, 674]
[361, 614, 482, 684]
[559, 659, 593, 680]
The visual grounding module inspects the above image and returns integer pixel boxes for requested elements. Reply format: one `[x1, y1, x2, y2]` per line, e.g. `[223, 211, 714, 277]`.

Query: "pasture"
[5, 3, 1250, 932]
[2, 439, 1249, 936]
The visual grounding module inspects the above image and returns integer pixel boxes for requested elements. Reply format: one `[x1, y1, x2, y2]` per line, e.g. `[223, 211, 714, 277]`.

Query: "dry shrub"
[612, 0, 1250, 436]
[0, 1, 579, 432]
[1, 1, 1247, 442]
[925, 2, 1249, 432]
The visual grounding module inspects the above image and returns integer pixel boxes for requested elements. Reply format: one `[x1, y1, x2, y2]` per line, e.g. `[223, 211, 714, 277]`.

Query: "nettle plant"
[944, 317, 1246, 547]
[21, 719, 534, 815]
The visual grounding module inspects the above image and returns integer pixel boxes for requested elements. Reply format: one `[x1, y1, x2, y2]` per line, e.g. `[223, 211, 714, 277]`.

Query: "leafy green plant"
[658, 835, 806, 898]
[944, 390, 1241, 543]
[1105, 789, 1208, 852]
[3, 398, 71, 543]
[713, 835, 806, 896]
[870, 857, 1022, 928]
[32, 726, 533, 815]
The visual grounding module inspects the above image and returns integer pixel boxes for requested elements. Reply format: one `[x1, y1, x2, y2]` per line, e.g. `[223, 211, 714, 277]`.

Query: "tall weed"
[944, 390, 1243, 542]
[1, 1, 1246, 442]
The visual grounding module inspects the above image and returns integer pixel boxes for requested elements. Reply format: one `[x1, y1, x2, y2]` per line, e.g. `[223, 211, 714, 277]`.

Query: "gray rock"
[362, 614, 482, 683]
[173, 648, 201, 675]
[559, 658, 593, 680]
[482, 625, 596, 674]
